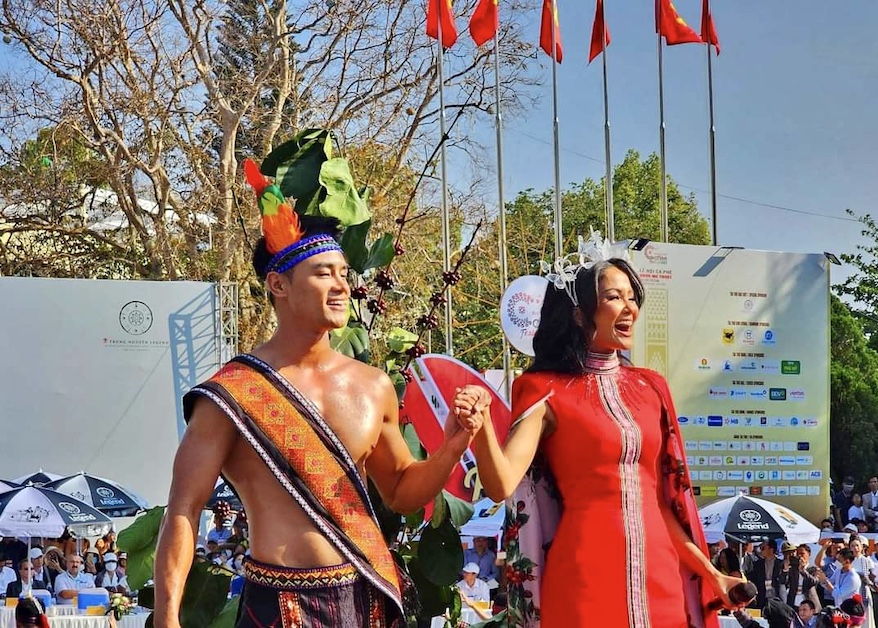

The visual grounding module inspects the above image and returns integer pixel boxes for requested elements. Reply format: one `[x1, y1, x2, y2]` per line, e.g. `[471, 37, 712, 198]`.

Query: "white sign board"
[0, 277, 221, 510]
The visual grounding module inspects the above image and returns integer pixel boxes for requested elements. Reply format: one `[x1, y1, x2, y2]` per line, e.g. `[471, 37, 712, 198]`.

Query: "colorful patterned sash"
[183, 354, 403, 620]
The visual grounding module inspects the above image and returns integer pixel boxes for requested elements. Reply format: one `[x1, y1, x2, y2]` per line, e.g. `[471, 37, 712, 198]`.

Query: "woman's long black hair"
[528, 258, 644, 374]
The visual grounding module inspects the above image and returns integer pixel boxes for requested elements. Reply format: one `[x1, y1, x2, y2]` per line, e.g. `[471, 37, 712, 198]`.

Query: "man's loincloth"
[235, 557, 390, 628]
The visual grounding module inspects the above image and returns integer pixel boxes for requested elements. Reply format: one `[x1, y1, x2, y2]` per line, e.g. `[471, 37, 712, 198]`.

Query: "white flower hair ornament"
[539, 228, 630, 307]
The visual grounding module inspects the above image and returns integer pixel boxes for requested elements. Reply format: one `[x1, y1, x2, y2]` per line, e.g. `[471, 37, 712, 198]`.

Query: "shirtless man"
[154, 219, 480, 628]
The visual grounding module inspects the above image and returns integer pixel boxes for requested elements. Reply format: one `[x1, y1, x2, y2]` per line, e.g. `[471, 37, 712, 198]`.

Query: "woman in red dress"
[454, 247, 745, 627]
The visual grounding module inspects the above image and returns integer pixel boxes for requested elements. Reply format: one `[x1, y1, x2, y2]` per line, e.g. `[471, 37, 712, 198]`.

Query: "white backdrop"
[0, 277, 221, 510]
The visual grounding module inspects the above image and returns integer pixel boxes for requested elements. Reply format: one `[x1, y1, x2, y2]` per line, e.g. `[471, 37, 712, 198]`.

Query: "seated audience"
[94, 553, 129, 595]
[54, 554, 96, 605]
[5, 560, 47, 598]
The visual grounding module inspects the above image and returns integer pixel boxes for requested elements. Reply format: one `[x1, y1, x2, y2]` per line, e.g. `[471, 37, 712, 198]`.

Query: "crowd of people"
[708, 533, 874, 627]
[0, 531, 130, 603]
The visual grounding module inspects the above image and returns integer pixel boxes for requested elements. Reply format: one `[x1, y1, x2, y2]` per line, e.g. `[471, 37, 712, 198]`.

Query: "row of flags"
[426, 0, 721, 59]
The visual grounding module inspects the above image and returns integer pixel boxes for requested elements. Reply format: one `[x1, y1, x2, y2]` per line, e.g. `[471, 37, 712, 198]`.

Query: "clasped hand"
[447, 385, 491, 441]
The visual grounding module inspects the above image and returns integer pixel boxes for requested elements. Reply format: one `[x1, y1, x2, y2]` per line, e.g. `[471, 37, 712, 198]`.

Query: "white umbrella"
[0, 485, 113, 538]
[12, 469, 64, 487]
[0, 486, 113, 596]
[698, 492, 821, 545]
[46, 472, 148, 518]
[0, 480, 19, 492]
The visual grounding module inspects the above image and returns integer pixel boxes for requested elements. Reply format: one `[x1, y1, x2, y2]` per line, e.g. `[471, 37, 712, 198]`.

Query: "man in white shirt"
[457, 562, 490, 602]
[94, 553, 129, 595]
[0, 560, 17, 594]
[54, 554, 96, 605]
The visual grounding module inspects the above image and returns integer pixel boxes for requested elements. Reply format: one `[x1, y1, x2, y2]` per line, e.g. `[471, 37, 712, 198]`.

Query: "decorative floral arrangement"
[107, 593, 135, 620]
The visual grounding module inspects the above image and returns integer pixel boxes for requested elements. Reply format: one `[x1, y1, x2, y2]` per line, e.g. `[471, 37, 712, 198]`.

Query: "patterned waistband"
[243, 557, 360, 591]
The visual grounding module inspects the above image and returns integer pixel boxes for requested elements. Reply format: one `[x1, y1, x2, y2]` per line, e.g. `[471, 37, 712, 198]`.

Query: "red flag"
[656, 0, 701, 45]
[539, 0, 563, 63]
[700, 0, 720, 54]
[426, 0, 458, 49]
[469, 0, 498, 47]
[588, 0, 610, 64]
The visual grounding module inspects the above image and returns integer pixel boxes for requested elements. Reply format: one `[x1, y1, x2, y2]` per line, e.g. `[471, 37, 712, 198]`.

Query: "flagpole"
[600, 2, 614, 242]
[436, 0, 454, 356]
[707, 34, 718, 245]
[657, 33, 668, 243]
[551, 1, 563, 258]
[492, 33, 512, 399]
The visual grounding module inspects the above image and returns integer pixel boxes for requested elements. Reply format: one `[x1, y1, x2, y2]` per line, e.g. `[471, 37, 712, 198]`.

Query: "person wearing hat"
[778, 541, 821, 611]
[116, 552, 128, 577]
[457, 562, 490, 617]
[95, 552, 129, 595]
[82, 547, 100, 576]
[27, 549, 53, 594]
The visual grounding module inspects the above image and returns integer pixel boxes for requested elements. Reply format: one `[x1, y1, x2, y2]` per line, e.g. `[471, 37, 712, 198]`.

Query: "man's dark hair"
[796, 544, 812, 555]
[838, 547, 855, 562]
[529, 258, 644, 374]
[15, 598, 45, 626]
[799, 599, 816, 611]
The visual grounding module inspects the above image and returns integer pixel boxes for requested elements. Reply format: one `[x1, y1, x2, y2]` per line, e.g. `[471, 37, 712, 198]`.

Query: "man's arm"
[153, 399, 237, 628]
[366, 375, 480, 514]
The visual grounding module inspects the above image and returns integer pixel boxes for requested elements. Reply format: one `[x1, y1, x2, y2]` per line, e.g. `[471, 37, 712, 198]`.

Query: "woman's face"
[853, 493, 863, 506]
[851, 539, 863, 556]
[589, 266, 639, 353]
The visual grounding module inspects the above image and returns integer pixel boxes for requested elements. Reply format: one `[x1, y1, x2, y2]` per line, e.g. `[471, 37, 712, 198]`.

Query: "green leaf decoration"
[179, 561, 233, 628]
[387, 327, 418, 354]
[116, 505, 165, 590]
[430, 491, 447, 529]
[418, 518, 465, 586]
[401, 422, 427, 461]
[208, 596, 241, 628]
[406, 556, 456, 617]
[317, 158, 372, 227]
[338, 219, 371, 274]
[442, 490, 475, 529]
[405, 508, 425, 530]
[263, 128, 329, 179]
[329, 323, 370, 363]
[365, 232, 396, 270]
[389, 369, 407, 403]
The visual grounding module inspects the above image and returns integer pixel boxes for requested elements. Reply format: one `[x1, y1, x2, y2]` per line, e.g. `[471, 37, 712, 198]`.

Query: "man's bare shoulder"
[333, 353, 395, 394]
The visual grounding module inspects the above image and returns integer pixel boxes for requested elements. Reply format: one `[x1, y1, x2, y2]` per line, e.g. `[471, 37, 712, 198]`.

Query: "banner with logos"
[630, 244, 830, 523]
[0, 277, 221, 510]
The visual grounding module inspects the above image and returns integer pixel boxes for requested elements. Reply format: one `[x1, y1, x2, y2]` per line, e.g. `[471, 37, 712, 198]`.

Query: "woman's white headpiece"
[538, 228, 630, 307]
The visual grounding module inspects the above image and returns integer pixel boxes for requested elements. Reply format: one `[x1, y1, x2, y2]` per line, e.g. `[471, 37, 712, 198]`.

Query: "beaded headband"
[243, 158, 343, 275]
[265, 234, 343, 275]
[538, 228, 630, 307]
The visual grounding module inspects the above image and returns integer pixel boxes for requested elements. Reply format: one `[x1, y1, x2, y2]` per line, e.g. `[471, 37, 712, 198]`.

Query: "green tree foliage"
[836, 211, 878, 349]
[828, 295, 878, 483]
[453, 150, 711, 369]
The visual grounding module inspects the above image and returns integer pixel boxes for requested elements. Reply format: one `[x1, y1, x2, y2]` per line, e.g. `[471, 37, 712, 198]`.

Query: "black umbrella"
[46, 472, 148, 518]
[206, 478, 242, 510]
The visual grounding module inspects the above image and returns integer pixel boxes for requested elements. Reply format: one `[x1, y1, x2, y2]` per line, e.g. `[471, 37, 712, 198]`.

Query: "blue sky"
[486, 0, 878, 283]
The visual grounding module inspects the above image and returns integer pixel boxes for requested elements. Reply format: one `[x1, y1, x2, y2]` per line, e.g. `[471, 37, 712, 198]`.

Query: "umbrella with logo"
[45, 472, 148, 518]
[698, 492, 821, 545]
[0, 486, 113, 538]
[206, 478, 243, 511]
[12, 469, 64, 487]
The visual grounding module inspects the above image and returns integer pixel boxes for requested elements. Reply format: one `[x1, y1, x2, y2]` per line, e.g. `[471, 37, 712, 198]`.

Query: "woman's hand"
[709, 572, 750, 610]
[453, 385, 492, 433]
